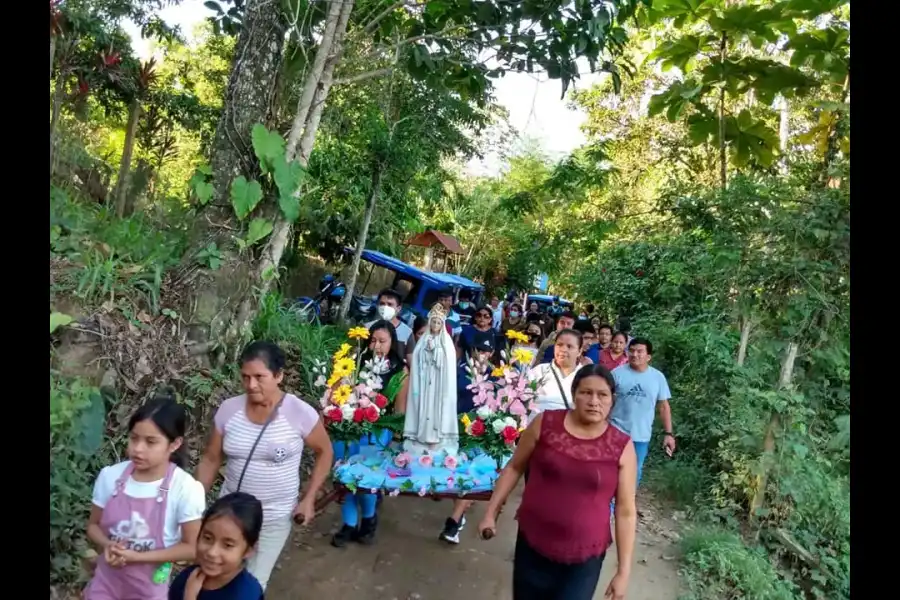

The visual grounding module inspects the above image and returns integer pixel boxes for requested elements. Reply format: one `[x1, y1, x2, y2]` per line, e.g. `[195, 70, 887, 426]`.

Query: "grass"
[678, 525, 799, 600]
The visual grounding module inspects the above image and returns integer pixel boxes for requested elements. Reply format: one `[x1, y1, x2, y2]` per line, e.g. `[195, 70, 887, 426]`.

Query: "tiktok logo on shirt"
[108, 511, 157, 552]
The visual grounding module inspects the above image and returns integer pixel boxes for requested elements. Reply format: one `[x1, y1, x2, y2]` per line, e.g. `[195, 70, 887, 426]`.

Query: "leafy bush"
[253, 292, 346, 401]
[50, 375, 111, 588]
[679, 526, 798, 600]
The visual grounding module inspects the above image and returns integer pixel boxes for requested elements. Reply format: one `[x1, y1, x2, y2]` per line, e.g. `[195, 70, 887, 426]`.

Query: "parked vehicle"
[290, 250, 485, 326]
[525, 294, 574, 316]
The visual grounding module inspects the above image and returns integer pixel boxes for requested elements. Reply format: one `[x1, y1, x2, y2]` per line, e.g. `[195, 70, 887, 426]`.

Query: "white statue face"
[429, 316, 442, 334]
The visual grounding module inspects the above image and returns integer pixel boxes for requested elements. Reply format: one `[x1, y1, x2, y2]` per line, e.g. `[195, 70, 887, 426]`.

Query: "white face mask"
[378, 305, 397, 321]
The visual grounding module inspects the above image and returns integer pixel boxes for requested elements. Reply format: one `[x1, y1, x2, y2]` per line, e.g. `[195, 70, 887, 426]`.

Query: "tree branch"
[333, 67, 395, 87]
[362, 0, 413, 34]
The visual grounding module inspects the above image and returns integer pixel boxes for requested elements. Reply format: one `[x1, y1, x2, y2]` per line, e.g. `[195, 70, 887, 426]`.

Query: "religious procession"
[82, 290, 676, 600]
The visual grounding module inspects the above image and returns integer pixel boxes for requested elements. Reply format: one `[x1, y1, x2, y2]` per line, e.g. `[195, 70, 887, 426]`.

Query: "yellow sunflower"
[506, 329, 529, 344]
[511, 348, 535, 366]
[332, 357, 356, 379]
[491, 366, 507, 378]
[348, 326, 370, 340]
[333, 343, 352, 361]
[332, 384, 352, 406]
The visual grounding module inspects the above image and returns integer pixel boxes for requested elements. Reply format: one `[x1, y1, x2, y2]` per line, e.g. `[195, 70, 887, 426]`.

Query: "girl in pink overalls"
[85, 395, 207, 600]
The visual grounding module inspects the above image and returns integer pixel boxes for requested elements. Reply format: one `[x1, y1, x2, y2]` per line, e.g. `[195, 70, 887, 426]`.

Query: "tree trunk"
[736, 316, 752, 367]
[50, 35, 56, 80]
[749, 341, 799, 517]
[222, 0, 355, 346]
[717, 30, 728, 190]
[179, 0, 288, 363]
[338, 163, 383, 322]
[113, 99, 142, 217]
[50, 72, 66, 175]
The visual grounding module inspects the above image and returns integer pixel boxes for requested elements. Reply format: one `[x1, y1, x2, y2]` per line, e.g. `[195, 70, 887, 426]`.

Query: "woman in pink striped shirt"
[196, 341, 334, 591]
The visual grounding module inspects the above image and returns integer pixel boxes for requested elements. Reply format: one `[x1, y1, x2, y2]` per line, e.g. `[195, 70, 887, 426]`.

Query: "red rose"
[352, 408, 365, 423]
[364, 405, 379, 423]
[374, 394, 388, 409]
[501, 425, 519, 444]
[636, 269, 644, 277]
[470, 418, 486, 437]
[324, 407, 342, 423]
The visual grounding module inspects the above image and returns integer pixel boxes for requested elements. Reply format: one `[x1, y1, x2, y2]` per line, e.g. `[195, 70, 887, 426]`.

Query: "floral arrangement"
[314, 326, 393, 444]
[457, 330, 544, 464]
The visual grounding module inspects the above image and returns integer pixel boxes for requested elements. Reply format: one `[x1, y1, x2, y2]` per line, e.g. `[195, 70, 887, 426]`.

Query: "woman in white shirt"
[527, 328, 585, 422]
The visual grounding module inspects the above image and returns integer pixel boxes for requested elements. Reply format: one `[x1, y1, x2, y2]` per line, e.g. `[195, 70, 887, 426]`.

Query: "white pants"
[246, 514, 293, 590]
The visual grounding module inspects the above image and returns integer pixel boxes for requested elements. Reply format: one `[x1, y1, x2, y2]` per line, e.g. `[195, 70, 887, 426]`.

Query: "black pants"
[513, 531, 606, 600]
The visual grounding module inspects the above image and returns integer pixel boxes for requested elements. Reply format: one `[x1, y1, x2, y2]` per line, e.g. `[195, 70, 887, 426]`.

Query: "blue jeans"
[611, 440, 650, 512]
[333, 429, 393, 527]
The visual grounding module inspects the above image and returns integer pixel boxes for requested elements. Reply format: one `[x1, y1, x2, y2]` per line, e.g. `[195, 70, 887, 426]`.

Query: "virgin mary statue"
[403, 302, 459, 456]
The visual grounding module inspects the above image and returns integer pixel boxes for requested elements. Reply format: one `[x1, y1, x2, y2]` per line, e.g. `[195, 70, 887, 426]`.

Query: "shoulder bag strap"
[549, 365, 572, 410]
[236, 394, 285, 492]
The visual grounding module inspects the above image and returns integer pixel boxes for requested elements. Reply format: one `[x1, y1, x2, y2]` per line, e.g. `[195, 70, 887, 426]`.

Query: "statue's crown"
[428, 302, 447, 319]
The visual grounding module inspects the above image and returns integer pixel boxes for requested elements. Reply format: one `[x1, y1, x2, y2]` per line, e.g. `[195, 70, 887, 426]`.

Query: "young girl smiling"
[85, 395, 206, 599]
[168, 493, 264, 600]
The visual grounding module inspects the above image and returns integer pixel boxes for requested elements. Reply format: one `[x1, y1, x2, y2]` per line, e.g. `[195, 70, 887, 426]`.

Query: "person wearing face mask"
[439, 331, 498, 545]
[453, 289, 478, 326]
[365, 289, 413, 355]
[501, 303, 526, 335]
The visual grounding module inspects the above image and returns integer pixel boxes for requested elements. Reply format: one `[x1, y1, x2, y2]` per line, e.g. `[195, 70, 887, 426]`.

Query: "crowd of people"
[81, 289, 675, 600]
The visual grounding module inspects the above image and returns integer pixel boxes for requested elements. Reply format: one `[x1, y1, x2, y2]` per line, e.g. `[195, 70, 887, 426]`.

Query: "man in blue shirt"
[609, 337, 676, 487]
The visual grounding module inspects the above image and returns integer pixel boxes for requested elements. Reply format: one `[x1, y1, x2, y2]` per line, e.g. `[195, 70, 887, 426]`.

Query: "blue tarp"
[333, 443, 508, 495]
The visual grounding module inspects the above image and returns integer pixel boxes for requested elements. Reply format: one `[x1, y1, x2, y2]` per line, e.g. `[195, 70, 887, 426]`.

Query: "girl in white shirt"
[527, 328, 585, 423]
[85, 395, 206, 600]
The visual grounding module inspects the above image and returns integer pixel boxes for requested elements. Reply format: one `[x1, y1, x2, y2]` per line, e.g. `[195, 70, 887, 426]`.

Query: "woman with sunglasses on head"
[456, 305, 501, 361]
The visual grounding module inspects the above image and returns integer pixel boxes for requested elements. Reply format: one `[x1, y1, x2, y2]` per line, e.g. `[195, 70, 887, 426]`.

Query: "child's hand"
[185, 568, 206, 600]
[108, 545, 141, 566]
[103, 541, 126, 568]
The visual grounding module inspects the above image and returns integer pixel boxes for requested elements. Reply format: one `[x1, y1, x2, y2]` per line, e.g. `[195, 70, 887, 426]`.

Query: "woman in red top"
[478, 364, 637, 600]
[598, 330, 629, 372]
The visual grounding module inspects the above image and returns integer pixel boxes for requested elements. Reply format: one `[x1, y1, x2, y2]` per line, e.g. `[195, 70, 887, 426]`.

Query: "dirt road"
[267, 486, 681, 599]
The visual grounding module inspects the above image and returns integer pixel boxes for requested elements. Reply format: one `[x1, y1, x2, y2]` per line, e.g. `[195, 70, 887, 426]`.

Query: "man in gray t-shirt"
[609, 337, 676, 487]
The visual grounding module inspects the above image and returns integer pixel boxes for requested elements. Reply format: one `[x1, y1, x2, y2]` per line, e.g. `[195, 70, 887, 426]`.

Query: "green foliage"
[50, 374, 112, 587]
[253, 292, 346, 400]
[679, 526, 798, 600]
[50, 312, 74, 333]
[230, 175, 263, 220]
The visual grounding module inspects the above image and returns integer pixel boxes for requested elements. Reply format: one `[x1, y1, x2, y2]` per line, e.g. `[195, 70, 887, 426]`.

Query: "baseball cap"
[472, 331, 496, 352]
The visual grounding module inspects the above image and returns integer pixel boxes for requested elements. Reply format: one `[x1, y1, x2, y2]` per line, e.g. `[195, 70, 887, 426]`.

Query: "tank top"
[516, 409, 631, 564]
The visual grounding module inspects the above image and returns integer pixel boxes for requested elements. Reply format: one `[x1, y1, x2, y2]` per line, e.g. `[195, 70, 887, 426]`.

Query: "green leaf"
[194, 181, 214, 205]
[73, 390, 106, 456]
[245, 218, 274, 246]
[50, 312, 74, 334]
[230, 176, 263, 220]
[273, 157, 305, 222]
[251, 124, 286, 174]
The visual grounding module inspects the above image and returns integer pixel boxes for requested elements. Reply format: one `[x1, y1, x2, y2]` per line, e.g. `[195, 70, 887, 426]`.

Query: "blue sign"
[533, 273, 549, 292]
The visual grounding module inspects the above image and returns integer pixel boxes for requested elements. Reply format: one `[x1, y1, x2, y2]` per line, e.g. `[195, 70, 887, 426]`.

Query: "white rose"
[492, 419, 507, 434]
[476, 405, 493, 420]
[341, 404, 355, 421]
[504, 416, 517, 430]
